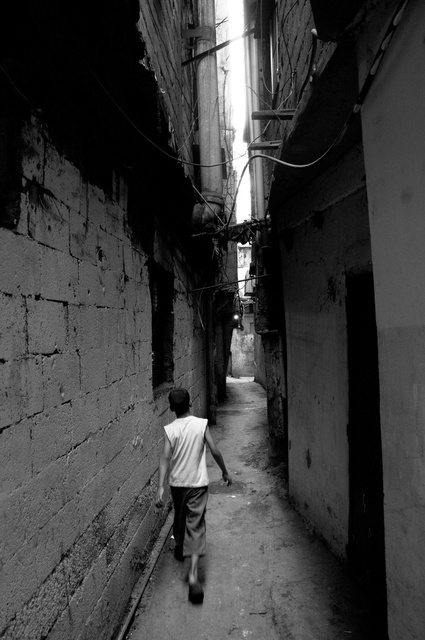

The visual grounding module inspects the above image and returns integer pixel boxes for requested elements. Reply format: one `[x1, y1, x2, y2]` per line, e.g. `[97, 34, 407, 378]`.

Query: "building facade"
[244, 0, 425, 637]
[0, 1, 235, 638]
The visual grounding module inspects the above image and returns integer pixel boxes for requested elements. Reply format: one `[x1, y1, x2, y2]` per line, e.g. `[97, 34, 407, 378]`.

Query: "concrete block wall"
[0, 114, 207, 639]
[278, 144, 371, 558]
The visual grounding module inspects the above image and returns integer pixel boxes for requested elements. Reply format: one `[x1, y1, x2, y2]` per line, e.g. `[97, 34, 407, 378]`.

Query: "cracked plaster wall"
[360, 1, 425, 637]
[278, 143, 371, 559]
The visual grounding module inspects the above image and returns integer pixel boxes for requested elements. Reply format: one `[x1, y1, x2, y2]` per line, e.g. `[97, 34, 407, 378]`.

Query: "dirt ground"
[122, 378, 380, 640]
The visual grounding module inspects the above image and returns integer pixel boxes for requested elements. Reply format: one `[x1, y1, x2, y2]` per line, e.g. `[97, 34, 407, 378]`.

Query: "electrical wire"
[0, 64, 35, 108]
[83, 60, 239, 170]
[5, 0, 248, 174]
[189, 274, 270, 293]
[228, 0, 412, 226]
[191, 183, 226, 227]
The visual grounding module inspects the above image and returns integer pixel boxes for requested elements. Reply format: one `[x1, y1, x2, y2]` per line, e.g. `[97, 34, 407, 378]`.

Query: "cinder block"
[31, 404, 73, 475]
[13, 188, 30, 238]
[102, 230, 123, 273]
[40, 245, 78, 303]
[100, 307, 118, 347]
[81, 499, 160, 640]
[116, 308, 127, 343]
[117, 375, 138, 413]
[66, 437, 103, 497]
[0, 355, 43, 428]
[0, 498, 79, 633]
[23, 355, 44, 417]
[102, 269, 125, 309]
[47, 550, 107, 640]
[134, 302, 150, 337]
[71, 391, 101, 447]
[87, 183, 106, 229]
[135, 339, 151, 375]
[1, 550, 69, 639]
[124, 341, 137, 377]
[0, 540, 41, 632]
[1, 457, 67, 565]
[124, 277, 149, 313]
[27, 298, 67, 355]
[35, 499, 80, 584]
[77, 261, 105, 307]
[20, 118, 45, 183]
[76, 305, 105, 350]
[0, 230, 41, 297]
[0, 293, 26, 360]
[75, 468, 111, 534]
[123, 244, 144, 283]
[104, 197, 124, 239]
[70, 212, 99, 264]
[97, 382, 121, 428]
[44, 143, 81, 212]
[28, 189, 70, 254]
[105, 457, 150, 531]
[105, 342, 126, 385]
[66, 303, 80, 352]
[0, 359, 26, 428]
[80, 347, 107, 394]
[42, 352, 80, 409]
[0, 421, 32, 494]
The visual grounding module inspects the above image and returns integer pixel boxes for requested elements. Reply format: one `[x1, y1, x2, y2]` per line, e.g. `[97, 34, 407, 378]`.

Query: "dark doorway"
[346, 270, 388, 638]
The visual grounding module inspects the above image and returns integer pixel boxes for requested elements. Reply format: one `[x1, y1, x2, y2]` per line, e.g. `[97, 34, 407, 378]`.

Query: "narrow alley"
[121, 378, 376, 640]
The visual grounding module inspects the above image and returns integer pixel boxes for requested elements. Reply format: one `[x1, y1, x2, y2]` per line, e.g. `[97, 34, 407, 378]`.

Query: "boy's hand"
[155, 487, 164, 508]
[222, 472, 232, 486]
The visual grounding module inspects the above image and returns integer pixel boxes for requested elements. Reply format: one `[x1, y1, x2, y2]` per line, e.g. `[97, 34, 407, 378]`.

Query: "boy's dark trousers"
[171, 486, 208, 557]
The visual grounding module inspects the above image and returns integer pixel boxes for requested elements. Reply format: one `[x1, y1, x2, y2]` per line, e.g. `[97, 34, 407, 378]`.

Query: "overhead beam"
[251, 109, 295, 120]
[182, 28, 255, 66]
[248, 141, 281, 151]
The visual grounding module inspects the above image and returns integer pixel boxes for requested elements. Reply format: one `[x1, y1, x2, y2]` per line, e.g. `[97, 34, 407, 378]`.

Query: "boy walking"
[155, 388, 232, 604]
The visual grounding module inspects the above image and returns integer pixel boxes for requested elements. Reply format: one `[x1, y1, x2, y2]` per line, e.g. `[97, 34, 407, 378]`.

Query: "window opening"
[150, 264, 174, 388]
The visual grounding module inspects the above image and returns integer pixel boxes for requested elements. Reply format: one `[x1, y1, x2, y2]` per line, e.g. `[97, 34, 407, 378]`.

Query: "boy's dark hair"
[169, 388, 190, 414]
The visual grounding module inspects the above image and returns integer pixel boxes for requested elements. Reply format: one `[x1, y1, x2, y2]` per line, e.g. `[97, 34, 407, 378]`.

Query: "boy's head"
[169, 388, 190, 415]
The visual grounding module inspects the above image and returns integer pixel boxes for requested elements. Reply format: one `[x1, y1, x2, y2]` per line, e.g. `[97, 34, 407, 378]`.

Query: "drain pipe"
[195, 0, 224, 216]
[249, 35, 266, 223]
[194, 0, 224, 423]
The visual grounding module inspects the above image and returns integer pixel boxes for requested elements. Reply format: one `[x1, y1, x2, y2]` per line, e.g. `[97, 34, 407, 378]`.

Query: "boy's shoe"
[174, 546, 184, 561]
[188, 581, 204, 604]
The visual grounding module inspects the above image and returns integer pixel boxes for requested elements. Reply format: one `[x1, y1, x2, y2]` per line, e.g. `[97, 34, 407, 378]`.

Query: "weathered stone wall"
[278, 144, 371, 558]
[137, 0, 196, 170]
[0, 114, 207, 639]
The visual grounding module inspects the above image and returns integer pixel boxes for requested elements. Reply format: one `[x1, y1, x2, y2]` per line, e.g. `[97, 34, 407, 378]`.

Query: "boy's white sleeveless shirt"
[164, 416, 209, 487]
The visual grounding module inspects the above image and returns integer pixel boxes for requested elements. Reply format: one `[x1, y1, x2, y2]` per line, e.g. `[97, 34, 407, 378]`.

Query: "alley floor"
[121, 378, 379, 640]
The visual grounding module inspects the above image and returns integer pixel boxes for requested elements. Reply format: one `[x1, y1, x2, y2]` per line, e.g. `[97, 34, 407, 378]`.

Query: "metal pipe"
[196, 0, 223, 204]
[195, 0, 225, 423]
[250, 36, 266, 221]
[182, 28, 255, 66]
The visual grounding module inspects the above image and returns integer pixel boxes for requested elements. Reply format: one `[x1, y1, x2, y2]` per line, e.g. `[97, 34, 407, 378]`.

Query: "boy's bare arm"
[205, 426, 232, 485]
[155, 435, 171, 507]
